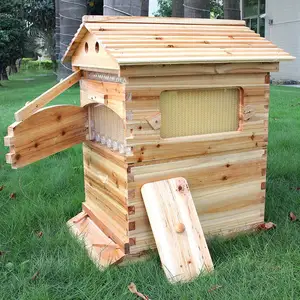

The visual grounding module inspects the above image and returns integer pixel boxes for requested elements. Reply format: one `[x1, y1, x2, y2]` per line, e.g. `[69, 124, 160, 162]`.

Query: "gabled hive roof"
[62, 16, 294, 66]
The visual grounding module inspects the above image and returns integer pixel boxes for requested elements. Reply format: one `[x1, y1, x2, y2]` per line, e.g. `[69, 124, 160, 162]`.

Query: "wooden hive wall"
[80, 73, 129, 252]
[127, 150, 266, 254]
[124, 65, 269, 164]
[82, 142, 129, 251]
[122, 63, 270, 254]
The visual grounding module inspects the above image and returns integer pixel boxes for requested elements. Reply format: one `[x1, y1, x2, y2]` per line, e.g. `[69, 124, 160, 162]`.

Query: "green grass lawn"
[1, 71, 300, 299]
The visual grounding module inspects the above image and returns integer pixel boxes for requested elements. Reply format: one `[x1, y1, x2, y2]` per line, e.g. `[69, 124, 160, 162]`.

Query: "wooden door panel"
[5, 105, 88, 168]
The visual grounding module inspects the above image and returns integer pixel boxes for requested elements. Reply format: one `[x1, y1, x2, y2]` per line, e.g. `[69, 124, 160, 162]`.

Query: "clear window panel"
[259, 17, 265, 37]
[245, 18, 250, 28]
[243, 0, 258, 18]
[250, 17, 258, 33]
[260, 0, 266, 15]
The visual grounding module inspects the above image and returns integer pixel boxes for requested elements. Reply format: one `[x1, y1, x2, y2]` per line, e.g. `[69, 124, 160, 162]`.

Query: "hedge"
[21, 58, 53, 70]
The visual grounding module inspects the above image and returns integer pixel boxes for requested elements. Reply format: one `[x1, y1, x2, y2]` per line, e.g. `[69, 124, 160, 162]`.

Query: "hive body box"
[5, 16, 294, 263]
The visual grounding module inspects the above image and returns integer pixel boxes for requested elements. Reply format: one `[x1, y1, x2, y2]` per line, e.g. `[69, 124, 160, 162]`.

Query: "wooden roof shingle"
[62, 16, 294, 66]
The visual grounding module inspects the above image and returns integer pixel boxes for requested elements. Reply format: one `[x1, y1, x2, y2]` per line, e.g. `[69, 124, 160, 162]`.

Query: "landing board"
[68, 212, 125, 268]
[141, 177, 213, 283]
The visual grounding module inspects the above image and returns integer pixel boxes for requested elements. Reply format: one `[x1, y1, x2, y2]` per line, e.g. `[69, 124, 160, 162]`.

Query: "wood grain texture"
[141, 178, 213, 283]
[5, 105, 88, 168]
[83, 143, 128, 207]
[126, 74, 267, 91]
[128, 150, 266, 254]
[83, 16, 246, 25]
[80, 78, 126, 119]
[84, 141, 127, 168]
[127, 131, 266, 163]
[145, 112, 161, 130]
[14, 70, 81, 122]
[123, 76, 269, 163]
[63, 17, 293, 65]
[68, 212, 125, 267]
[82, 143, 129, 249]
[120, 63, 279, 77]
[71, 33, 120, 72]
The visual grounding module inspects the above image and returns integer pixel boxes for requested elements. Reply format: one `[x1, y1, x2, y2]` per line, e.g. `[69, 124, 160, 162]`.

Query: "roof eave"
[117, 56, 296, 66]
[61, 23, 89, 64]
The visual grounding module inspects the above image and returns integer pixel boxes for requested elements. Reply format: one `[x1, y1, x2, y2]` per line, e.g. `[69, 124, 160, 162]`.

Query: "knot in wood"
[175, 223, 185, 233]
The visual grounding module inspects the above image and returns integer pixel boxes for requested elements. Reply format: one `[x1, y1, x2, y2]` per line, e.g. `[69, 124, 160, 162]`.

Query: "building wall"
[265, 0, 300, 81]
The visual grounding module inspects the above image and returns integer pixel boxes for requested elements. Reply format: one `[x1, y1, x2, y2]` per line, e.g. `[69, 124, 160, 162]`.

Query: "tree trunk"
[58, 0, 87, 81]
[141, 0, 149, 16]
[172, 0, 184, 17]
[104, 0, 148, 16]
[9, 59, 18, 74]
[43, 31, 56, 70]
[10, 63, 18, 74]
[16, 58, 22, 72]
[223, 0, 241, 20]
[1, 66, 8, 81]
[184, 0, 210, 18]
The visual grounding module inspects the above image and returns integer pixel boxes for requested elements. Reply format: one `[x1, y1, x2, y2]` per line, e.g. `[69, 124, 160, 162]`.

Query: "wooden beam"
[120, 63, 280, 77]
[83, 16, 246, 26]
[117, 56, 294, 66]
[14, 70, 82, 122]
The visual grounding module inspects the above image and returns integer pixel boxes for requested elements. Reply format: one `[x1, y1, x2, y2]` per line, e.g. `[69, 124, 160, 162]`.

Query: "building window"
[160, 89, 240, 138]
[243, 0, 265, 37]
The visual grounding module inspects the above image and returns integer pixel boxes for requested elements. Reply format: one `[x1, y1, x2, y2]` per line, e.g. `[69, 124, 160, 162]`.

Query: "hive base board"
[67, 211, 265, 269]
[67, 211, 125, 268]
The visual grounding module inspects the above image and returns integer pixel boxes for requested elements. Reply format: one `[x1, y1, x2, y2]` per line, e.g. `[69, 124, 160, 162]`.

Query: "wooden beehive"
[4, 16, 294, 266]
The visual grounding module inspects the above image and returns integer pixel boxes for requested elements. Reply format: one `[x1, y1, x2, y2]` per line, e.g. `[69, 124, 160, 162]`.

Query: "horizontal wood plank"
[84, 16, 246, 26]
[126, 131, 267, 163]
[121, 63, 279, 77]
[6, 105, 87, 168]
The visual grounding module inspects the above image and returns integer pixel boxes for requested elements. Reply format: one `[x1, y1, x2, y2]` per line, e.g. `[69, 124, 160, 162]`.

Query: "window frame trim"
[243, 0, 266, 36]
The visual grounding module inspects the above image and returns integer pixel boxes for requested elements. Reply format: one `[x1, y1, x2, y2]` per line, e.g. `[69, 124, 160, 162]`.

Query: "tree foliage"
[155, 0, 224, 18]
[0, 0, 56, 81]
[0, 14, 25, 63]
[211, 0, 224, 19]
[154, 0, 172, 17]
[24, 0, 56, 61]
[88, 0, 104, 15]
[0, 2, 25, 80]
[24, 0, 55, 32]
